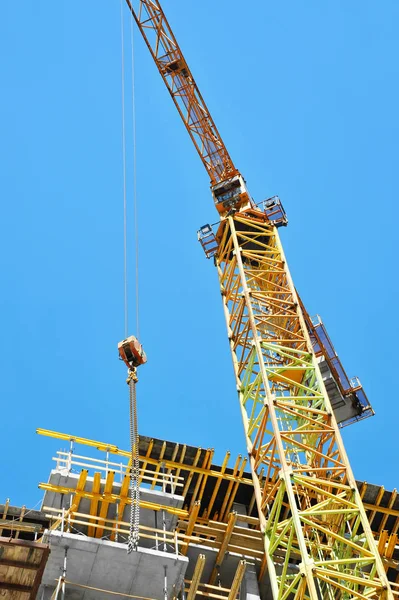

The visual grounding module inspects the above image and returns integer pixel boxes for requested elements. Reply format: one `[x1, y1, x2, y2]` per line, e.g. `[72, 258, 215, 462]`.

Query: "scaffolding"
[1, 429, 397, 599]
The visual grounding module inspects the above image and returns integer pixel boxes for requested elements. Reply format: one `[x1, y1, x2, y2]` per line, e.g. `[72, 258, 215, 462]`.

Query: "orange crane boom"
[125, 0, 237, 186]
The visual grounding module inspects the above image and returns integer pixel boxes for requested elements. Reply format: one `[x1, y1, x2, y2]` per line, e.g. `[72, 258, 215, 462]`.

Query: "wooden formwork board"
[0, 537, 50, 599]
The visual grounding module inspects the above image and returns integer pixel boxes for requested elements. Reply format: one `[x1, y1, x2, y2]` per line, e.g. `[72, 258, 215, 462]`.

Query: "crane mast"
[127, 1, 392, 599]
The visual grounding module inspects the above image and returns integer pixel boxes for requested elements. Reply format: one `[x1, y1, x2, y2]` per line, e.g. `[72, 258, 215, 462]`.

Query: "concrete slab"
[39, 530, 188, 599]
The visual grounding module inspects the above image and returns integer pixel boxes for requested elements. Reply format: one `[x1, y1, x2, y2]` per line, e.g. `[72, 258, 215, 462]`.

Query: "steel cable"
[121, 0, 140, 555]
[127, 372, 140, 553]
[128, 4, 140, 339]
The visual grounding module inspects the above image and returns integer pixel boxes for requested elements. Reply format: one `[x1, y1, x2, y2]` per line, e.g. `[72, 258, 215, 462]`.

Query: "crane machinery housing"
[1, 2, 397, 600]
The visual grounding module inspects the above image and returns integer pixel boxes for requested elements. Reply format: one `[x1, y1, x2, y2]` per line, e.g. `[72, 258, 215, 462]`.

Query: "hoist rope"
[120, 0, 140, 338]
[120, 0, 128, 338]
[129, 5, 140, 339]
[127, 371, 140, 553]
[121, 0, 141, 552]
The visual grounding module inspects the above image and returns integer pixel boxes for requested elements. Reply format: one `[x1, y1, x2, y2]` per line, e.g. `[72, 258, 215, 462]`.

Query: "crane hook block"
[118, 335, 147, 369]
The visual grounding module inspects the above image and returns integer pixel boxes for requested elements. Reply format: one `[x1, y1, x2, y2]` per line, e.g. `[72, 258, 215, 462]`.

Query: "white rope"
[127, 13, 140, 552]
[120, 0, 128, 338]
[129, 6, 140, 339]
[121, 0, 139, 339]
[120, 0, 141, 555]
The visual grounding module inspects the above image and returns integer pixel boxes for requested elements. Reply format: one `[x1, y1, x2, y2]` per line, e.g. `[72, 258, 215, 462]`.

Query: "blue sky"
[1, 0, 398, 507]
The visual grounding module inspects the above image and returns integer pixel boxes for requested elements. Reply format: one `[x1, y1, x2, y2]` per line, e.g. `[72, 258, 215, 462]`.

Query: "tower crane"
[124, 2, 392, 599]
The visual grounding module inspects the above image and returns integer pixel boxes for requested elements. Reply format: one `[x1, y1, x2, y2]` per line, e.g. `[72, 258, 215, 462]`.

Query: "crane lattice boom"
[126, 0, 237, 186]
[216, 212, 391, 600]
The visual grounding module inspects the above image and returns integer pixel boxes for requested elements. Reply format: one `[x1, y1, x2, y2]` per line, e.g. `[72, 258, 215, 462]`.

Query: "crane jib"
[125, 0, 237, 187]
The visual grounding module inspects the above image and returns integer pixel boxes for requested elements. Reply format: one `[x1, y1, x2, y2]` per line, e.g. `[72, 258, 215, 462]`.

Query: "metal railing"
[52, 450, 184, 494]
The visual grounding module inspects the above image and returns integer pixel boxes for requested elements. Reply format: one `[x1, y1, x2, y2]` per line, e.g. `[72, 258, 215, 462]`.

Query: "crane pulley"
[118, 336, 147, 370]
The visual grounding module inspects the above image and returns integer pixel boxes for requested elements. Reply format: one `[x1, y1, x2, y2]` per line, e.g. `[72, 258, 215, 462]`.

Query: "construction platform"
[0, 430, 398, 599]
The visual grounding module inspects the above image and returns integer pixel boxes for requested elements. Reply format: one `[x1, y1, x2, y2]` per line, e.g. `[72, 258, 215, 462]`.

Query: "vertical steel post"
[154, 510, 159, 551]
[163, 565, 168, 600]
[105, 449, 109, 477]
[67, 440, 74, 474]
[61, 548, 68, 600]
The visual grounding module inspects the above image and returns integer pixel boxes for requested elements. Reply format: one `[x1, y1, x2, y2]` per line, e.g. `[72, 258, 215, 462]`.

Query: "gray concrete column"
[240, 562, 261, 600]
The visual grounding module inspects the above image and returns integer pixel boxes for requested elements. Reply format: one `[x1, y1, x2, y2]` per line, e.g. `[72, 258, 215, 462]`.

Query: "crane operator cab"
[211, 174, 252, 216]
[118, 335, 147, 370]
[263, 196, 288, 227]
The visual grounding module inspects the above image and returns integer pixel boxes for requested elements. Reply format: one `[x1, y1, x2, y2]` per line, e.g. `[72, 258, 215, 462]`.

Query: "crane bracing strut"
[126, 1, 393, 599]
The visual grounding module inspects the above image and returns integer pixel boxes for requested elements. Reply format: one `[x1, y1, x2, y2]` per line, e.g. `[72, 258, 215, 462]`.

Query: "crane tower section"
[215, 211, 391, 599]
[126, 1, 392, 599]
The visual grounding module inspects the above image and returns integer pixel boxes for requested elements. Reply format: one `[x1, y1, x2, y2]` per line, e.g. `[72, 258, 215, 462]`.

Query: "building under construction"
[1, 1, 397, 600]
[1, 426, 399, 599]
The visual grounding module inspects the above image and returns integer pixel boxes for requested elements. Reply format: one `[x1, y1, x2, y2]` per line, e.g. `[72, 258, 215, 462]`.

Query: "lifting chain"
[127, 368, 140, 553]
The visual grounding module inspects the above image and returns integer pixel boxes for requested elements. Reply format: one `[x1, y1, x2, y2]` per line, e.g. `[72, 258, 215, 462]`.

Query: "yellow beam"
[378, 531, 389, 555]
[190, 449, 213, 509]
[37, 429, 120, 452]
[368, 486, 386, 528]
[363, 503, 399, 519]
[68, 470, 88, 532]
[207, 452, 230, 519]
[37, 428, 252, 486]
[14, 504, 25, 540]
[96, 471, 115, 538]
[386, 534, 398, 559]
[187, 554, 206, 600]
[183, 447, 203, 498]
[165, 441, 180, 491]
[87, 472, 101, 537]
[379, 490, 398, 534]
[38, 482, 188, 518]
[222, 457, 247, 520]
[181, 501, 200, 556]
[174, 444, 187, 490]
[228, 560, 246, 599]
[219, 456, 241, 521]
[209, 512, 237, 585]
